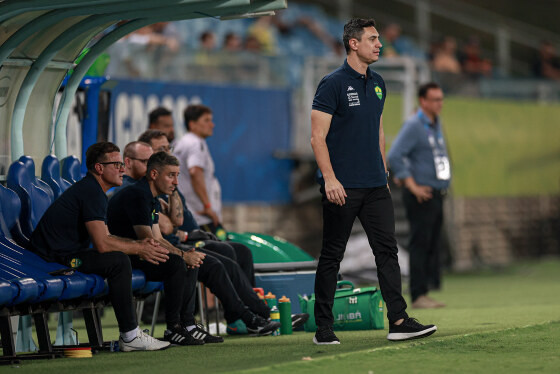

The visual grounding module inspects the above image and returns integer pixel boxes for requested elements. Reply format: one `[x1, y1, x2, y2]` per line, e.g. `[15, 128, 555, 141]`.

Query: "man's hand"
[410, 184, 433, 203]
[137, 238, 170, 265]
[182, 248, 206, 268]
[198, 206, 220, 226]
[325, 177, 347, 206]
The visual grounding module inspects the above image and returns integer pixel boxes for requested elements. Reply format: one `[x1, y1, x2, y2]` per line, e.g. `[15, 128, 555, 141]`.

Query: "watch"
[386, 171, 390, 180]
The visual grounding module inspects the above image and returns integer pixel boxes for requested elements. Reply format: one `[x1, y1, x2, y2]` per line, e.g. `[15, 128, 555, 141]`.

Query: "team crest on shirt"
[347, 86, 360, 106]
[70, 258, 82, 268]
[374, 85, 383, 100]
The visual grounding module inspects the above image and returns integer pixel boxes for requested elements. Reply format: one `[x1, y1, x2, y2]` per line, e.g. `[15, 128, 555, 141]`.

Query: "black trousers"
[62, 251, 137, 332]
[314, 186, 408, 327]
[403, 189, 444, 302]
[178, 245, 268, 323]
[130, 253, 198, 328]
[200, 223, 256, 286]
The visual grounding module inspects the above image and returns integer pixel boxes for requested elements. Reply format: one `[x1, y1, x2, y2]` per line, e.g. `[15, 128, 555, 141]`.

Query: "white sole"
[313, 336, 340, 345]
[387, 325, 437, 341]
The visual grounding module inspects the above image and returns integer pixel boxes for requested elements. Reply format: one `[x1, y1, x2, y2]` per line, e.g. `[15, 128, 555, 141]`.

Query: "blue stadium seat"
[41, 155, 71, 199]
[0, 183, 105, 298]
[0, 254, 64, 303]
[7, 161, 52, 238]
[0, 276, 39, 306]
[0, 280, 16, 306]
[61, 155, 82, 184]
[18, 155, 54, 203]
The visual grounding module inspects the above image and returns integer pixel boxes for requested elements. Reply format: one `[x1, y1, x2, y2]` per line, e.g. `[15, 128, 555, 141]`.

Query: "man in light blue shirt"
[388, 82, 450, 309]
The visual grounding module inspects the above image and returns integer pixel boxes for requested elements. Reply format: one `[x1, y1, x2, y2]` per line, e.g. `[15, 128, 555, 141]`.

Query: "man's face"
[150, 136, 171, 154]
[189, 112, 214, 139]
[419, 88, 444, 118]
[152, 165, 180, 196]
[99, 151, 125, 187]
[150, 114, 175, 142]
[126, 144, 153, 179]
[353, 26, 382, 64]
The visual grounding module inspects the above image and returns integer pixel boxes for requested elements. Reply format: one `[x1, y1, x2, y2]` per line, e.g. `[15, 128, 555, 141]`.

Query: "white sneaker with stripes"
[119, 329, 171, 352]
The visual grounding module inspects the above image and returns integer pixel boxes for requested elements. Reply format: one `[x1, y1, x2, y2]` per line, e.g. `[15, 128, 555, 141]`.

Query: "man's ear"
[93, 162, 103, 175]
[149, 168, 158, 180]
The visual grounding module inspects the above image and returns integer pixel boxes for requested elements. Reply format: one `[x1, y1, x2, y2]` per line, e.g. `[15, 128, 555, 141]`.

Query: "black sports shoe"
[313, 326, 340, 345]
[244, 314, 281, 336]
[292, 313, 309, 330]
[187, 324, 224, 343]
[387, 318, 437, 341]
[163, 326, 205, 345]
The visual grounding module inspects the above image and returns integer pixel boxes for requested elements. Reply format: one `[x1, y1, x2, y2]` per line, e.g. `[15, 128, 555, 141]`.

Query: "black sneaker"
[313, 326, 340, 345]
[163, 326, 205, 345]
[387, 318, 437, 341]
[292, 313, 309, 330]
[244, 314, 281, 336]
[187, 324, 224, 343]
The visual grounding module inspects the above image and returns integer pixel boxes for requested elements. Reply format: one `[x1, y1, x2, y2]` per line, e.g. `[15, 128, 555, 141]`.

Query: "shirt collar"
[342, 59, 372, 80]
[417, 108, 440, 128]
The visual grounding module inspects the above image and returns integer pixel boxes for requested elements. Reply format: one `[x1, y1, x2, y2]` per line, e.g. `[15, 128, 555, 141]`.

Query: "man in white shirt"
[174, 104, 222, 232]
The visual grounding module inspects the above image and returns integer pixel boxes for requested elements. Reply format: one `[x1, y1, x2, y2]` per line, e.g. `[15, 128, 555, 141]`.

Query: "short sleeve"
[185, 139, 206, 170]
[124, 191, 155, 227]
[379, 76, 387, 113]
[82, 187, 107, 223]
[312, 75, 338, 115]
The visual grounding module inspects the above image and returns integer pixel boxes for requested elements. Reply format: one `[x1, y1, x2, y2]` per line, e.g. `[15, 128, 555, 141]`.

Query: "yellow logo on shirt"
[375, 85, 383, 100]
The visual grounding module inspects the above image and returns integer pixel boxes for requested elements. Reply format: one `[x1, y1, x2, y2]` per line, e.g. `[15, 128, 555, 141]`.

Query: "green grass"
[8, 259, 560, 373]
[383, 95, 560, 197]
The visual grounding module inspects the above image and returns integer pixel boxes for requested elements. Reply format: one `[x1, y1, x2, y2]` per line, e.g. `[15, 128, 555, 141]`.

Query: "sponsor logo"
[347, 85, 355, 91]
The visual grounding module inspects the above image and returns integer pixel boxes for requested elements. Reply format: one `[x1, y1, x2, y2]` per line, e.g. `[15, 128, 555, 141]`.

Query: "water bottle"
[270, 306, 281, 336]
[264, 292, 278, 309]
[278, 295, 292, 335]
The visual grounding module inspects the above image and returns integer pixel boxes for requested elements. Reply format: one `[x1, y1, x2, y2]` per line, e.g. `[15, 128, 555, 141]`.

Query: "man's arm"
[133, 224, 205, 268]
[379, 115, 387, 174]
[85, 220, 169, 265]
[310, 109, 347, 206]
[166, 190, 184, 227]
[189, 166, 219, 225]
[387, 121, 433, 203]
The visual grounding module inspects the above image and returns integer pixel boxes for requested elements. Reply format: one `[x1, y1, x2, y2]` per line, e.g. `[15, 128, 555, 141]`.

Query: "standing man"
[30, 142, 171, 351]
[310, 18, 437, 345]
[173, 104, 221, 233]
[388, 82, 450, 309]
[149, 107, 176, 143]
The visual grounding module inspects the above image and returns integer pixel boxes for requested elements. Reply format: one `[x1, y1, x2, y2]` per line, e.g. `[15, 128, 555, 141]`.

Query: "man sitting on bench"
[29, 142, 202, 351]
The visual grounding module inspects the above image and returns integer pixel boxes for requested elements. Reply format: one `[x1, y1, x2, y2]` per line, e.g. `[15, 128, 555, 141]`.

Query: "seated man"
[108, 151, 280, 337]
[139, 128, 254, 284]
[29, 142, 172, 352]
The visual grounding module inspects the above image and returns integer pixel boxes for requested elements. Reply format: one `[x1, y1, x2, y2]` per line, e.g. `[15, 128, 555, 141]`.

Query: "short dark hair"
[138, 129, 167, 145]
[418, 82, 441, 98]
[146, 151, 180, 174]
[85, 142, 120, 171]
[343, 18, 376, 54]
[123, 141, 151, 159]
[183, 104, 212, 131]
[148, 107, 172, 127]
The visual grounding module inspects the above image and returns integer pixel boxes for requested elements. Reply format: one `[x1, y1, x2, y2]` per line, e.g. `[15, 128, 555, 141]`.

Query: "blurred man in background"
[388, 82, 450, 309]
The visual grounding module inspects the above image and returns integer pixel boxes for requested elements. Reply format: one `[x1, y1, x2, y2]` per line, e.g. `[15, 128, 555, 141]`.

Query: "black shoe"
[163, 326, 205, 346]
[387, 318, 437, 341]
[187, 324, 224, 343]
[244, 314, 280, 336]
[292, 313, 309, 330]
[313, 326, 340, 345]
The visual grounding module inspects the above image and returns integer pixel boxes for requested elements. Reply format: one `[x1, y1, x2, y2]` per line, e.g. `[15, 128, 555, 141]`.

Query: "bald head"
[123, 141, 153, 180]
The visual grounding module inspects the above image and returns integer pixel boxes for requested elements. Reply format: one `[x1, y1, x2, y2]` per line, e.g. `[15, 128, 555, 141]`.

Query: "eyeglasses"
[99, 161, 125, 169]
[129, 157, 149, 164]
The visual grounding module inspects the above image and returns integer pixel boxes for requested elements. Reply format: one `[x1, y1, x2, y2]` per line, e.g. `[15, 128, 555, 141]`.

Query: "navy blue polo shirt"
[30, 172, 107, 261]
[312, 59, 387, 188]
[107, 177, 160, 240]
